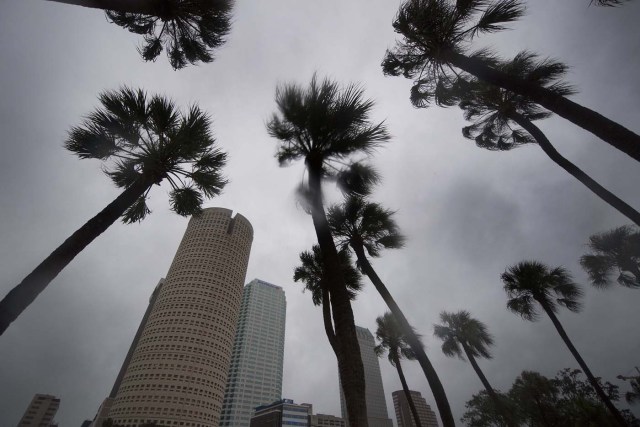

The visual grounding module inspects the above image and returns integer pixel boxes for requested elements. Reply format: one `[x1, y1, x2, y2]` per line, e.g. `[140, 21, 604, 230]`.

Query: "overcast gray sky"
[0, 0, 639, 425]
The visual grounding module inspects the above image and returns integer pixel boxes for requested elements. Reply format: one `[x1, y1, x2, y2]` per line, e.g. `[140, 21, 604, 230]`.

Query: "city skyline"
[0, 1, 638, 426]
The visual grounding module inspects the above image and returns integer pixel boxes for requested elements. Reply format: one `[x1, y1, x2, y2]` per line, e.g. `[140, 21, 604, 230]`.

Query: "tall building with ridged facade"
[392, 390, 439, 427]
[105, 208, 253, 427]
[219, 279, 286, 426]
[340, 326, 393, 427]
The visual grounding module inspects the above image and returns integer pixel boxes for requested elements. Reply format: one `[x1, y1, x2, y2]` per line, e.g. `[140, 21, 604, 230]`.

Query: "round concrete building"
[107, 208, 253, 427]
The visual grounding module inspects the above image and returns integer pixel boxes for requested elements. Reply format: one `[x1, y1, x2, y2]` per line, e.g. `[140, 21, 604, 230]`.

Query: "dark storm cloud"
[1, 0, 639, 425]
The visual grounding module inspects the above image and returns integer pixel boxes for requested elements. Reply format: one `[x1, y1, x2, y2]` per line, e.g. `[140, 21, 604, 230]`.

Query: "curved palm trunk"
[509, 112, 640, 227]
[45, 0, 158, 15]
[392, 353, 423, 427]
[461, 343, 515, 427]
[540, 303, 627, 426]
[0, 178, 152, 336]
[307, 164, 368, 427]
[351, 243, 455, 427]
[322, 286, 338, 354]
[443, 50, 640, 163]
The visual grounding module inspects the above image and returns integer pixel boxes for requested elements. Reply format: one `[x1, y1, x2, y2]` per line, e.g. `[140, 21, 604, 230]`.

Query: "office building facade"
[249, 400, 312, 427]
[340, 326, 393, 427]
[392, 390, 439, 427]
[17, 394, 60, 427]
[106, 208, 253, 427]
[220, 279, 287, 426]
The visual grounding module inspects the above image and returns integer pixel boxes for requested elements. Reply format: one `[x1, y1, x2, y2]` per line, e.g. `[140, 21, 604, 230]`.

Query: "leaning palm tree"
[580, 225, 640, 289]
[293, 245, 363, 353]
[47, 0, 233, 69]
[434, 311, 515, 427]
[375, 312, 424, 427]
[502, 261, 627, 426]
[0, 87, 228, 335]
[382, 0, 640, 163]
[266, 74, 390, 427]
[446, 52, 640, 226]
[328, 194, 455, 427]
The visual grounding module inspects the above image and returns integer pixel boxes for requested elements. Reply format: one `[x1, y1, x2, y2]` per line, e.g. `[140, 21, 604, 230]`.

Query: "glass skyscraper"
[340, 326, 393, 427]
[220, 279, 287, 427]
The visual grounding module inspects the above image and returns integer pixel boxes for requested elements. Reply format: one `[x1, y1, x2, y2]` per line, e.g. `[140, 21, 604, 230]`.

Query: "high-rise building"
[340, 326, 393, 427]
[17, 394, 60, 427]
[220, 279, 287, 427]
[392, 390, 439, 427]
[106, 208, 253, 427]
[249, 399, 312, 427]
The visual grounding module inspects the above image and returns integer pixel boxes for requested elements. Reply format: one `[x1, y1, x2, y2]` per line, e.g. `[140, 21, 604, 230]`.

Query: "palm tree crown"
[382, 0, 525, 106]
[105, 0, 233, 69]
[328, 195, 405, 260]
[580, 225, 640, 289]
[293, 245, 363, 305]
[266, 74, 389, 186]
[434, 311, 494, 361]
[374, 312, 420, 366]
[502, 261, 583, 321]
[66, 86, 228, 222]
[450, 52, 574, 150]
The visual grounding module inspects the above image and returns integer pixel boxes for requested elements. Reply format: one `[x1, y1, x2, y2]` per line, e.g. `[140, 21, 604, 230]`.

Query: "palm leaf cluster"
[293, 245, 363, 305]
[65, 87, 228, 223]
[106, 0, 233, 69]
[374, 312, 418, 366]
[434, 311, 493, 361]
[580, 225, 640, 289]
[502, 261, 583, 321]
[382, 0, 525, 107]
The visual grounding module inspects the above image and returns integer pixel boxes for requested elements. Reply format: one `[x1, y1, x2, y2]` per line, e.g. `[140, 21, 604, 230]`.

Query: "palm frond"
[471, 0, 526, 37]
[122, 196, 151, 224]
[169, 186, 204, 216]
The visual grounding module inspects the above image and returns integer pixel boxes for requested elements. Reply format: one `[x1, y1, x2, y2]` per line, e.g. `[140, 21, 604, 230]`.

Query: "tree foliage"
[434, 310, 494, 361]
[374, 311, 421, 366]
[106, 0, 233, 69]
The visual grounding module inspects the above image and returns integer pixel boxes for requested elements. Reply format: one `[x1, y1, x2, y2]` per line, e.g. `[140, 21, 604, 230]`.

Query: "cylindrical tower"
[107, 208, 253, 427]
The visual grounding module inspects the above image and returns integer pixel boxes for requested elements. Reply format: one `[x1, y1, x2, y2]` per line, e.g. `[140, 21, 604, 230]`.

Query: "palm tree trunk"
[443, 50, 640, 163]
[45, 0, 157, 14]
[0, 178, 152, 336]
[351, 243, 456, 427]
[508, 112, 640, 227]
[307, 163, 368, 427]
[322, 286, 338, 354]
[540, 303, 627, 426]
[392, 353, 423, 427]
[461, 343, 515, 427]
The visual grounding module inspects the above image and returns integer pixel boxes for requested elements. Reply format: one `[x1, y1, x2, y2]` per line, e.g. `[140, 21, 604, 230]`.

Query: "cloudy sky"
[1, 0, 639, 425]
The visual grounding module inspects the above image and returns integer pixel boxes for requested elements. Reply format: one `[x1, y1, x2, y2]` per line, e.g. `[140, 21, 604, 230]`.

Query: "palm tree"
[266, 74, 390, 427]
[374, 312, 424, 427]
[625, 379, 640, 405]
[328, 195, 455, 427]
[293, 245, 363, 353]
[446, 52, 640, 226]
[46, 0, 233, 69]
[434, 311, 515, 427]
[382, 0, 640, 163]
[591, 0, 632, 6]
[502, 261, 627, 426]
[0, 87, 228, 335]
[580, 225, 640, 289]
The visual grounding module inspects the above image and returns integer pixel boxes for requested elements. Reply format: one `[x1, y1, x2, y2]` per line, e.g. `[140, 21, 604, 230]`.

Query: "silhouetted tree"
[591, 0, 633, 6]
[47, 0, 233, 69]
[461, 389, 514, 427]
[293, 245, 363, 353]
[328, 194, 455, 427]
[502, 261, 627, 426]
[0, 87, 228, 335]
[382, 0, 640, 162]
[434, 311, 515, 426]
[266, 74, 390, 427]
[444, 52, 640, 226]
[625, 378, 640, 405]
[580, 225, 640, 289]
[374, 312, 424, 427]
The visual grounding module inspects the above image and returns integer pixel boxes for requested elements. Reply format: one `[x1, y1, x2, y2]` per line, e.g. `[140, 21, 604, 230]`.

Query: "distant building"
[104, 208, 254, 426]
[220, 279, 287, 427]
[309, 414, 346, 427]
[250, 399, 312, 427]
[392, 390, 439, 427]
[340, 326, 393, 427]
[17, 394, 60, 427]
